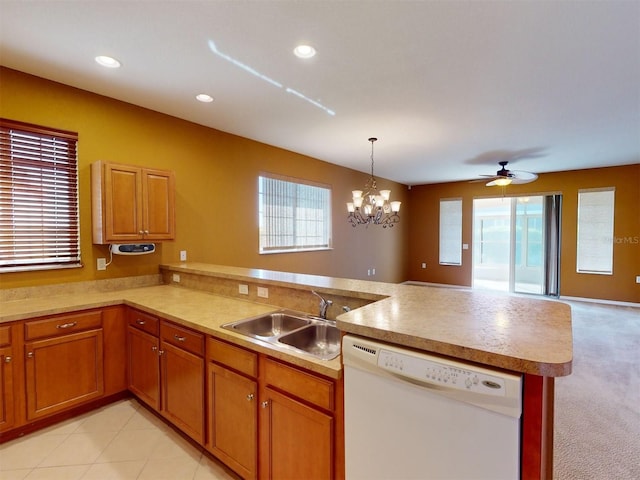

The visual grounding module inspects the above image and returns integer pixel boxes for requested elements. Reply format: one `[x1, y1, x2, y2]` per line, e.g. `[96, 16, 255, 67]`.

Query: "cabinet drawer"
[0, 325, 11, 347]
[127, 309, 159, 336]
[207, 337, 257, 378]
[264, 358, 334, 411]
[25, 311, 103, 340]
[161, 321, 204, 356]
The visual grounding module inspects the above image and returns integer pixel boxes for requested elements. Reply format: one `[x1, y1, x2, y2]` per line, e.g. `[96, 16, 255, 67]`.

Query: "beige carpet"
[553, 300, 640, 479]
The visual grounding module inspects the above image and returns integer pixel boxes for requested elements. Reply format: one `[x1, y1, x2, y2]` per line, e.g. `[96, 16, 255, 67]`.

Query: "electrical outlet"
[463, 244, 469, 250]
[421, 262, 427, 269]
[367, 269, 371, 276]
[372, 268, 376, 275]
[172, 273, 180, 283]
[239, 284, 249, 295]
[97, 258, 106, 271]
[180, 250, 187, 262]
[257, 287, 269, 298]
[636, 275, 640, 284]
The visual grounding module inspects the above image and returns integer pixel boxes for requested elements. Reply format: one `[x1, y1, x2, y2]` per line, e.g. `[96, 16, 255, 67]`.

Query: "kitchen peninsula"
[0, 263, 572, 479]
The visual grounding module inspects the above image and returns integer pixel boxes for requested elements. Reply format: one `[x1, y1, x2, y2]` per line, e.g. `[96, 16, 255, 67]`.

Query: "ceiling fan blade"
[509, 171, 538, 184]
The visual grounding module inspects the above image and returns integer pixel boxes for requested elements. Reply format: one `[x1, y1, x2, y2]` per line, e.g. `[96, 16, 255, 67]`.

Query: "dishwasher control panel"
[377, 348, 506, 396]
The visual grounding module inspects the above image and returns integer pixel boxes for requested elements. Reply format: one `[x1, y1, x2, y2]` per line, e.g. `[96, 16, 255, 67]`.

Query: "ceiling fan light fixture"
[487, 177, 513, 187]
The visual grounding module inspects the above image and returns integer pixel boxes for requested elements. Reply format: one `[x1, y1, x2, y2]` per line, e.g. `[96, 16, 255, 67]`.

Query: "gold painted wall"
[0, 68, 409, 288]
[407, 164, 640, 303]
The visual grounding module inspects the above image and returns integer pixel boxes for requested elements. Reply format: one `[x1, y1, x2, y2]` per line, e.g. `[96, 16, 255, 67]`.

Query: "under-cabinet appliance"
[110, 243, 156, 255]
[343, 335, 523, 479]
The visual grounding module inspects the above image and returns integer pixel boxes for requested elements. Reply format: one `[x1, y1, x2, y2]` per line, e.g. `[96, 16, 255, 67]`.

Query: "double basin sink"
[222, 310, 341, 360]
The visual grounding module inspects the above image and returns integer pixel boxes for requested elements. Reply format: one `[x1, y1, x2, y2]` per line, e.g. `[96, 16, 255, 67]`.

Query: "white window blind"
[0, 119, 81, 272]
[577, 188, 614, 274]
[439, 198, 462, 265]
[259, 174, 331, 253]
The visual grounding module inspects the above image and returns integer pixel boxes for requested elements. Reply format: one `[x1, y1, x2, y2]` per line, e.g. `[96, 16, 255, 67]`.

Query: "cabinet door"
[259, 386, 333, 480]
[0, 345, 15, 432]
[142, 169, 175, 240]
[127, 326, 160, 410]
[25, 329, 104, 420]
[207, 363, 257, 480]
[104, 163, 144, 242]
[161, 341, 204, 443]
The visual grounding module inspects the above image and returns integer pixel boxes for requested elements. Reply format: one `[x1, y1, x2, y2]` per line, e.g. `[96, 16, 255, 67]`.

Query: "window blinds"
[0, 119, 81, 272]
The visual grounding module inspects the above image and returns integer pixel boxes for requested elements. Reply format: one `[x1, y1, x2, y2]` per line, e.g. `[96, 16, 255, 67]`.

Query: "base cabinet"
[126, 308, 205, 444]
[207, 363, 257, 479]
[0, 325, 15, 433]
[24, 312, 105, 421]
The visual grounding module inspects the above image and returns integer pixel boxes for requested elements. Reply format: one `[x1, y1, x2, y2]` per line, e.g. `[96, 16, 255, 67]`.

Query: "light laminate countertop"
[1, 262, 573, 377]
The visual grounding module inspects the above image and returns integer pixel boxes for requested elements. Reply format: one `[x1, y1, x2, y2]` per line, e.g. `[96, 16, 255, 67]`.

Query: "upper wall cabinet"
[91, 161, 176, 244]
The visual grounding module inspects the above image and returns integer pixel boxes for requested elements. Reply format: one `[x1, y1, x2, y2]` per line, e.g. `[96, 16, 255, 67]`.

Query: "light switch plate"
[239, 284, 249, 295]
[180, 250, 187, 261]
[257, 287, 269, 298]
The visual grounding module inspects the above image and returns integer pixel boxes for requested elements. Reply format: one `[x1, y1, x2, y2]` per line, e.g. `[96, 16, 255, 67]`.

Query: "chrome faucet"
[311, 290, 333, 319]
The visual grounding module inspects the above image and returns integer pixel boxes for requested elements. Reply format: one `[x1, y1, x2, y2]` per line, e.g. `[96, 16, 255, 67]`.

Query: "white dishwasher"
[343, 335, 523, 480]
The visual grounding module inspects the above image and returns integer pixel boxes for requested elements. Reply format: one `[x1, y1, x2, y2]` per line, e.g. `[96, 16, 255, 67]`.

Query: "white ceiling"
[1, 1, 638, 185]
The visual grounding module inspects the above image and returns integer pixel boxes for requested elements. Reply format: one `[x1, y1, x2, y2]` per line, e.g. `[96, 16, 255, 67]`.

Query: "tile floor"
[0, 398, 240, 480]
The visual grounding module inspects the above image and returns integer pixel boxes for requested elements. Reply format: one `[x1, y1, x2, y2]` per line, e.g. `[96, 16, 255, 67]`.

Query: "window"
[577, 188, 614, 274]
[259, 174, 331, 253]
[0, 119, 80, 272]
[439, 198, 462, 265]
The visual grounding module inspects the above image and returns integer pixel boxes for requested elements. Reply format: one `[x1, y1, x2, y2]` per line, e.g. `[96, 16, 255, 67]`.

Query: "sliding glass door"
[473, 195, 561, 295]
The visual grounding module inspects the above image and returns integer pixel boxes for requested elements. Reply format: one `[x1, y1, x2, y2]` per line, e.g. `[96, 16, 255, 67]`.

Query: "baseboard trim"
[559, 296, 639, 308]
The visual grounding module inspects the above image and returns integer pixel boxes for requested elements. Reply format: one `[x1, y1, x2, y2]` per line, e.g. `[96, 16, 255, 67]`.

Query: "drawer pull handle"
[27, 352, 34, 358]
[247, 393, 254, 401]
[174, 335, 186, 342]
[261, 401, 269, 409]
[56, 321, 78, 329]
[4, 356, 11, 363]
[136, 319, 146, 325]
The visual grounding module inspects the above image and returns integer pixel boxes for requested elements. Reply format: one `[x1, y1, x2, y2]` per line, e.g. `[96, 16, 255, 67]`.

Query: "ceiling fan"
[479, 161, 538, 186]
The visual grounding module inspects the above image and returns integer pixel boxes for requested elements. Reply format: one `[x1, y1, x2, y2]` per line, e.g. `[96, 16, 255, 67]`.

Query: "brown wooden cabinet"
[259, 358, 335, 480]
[24, 312, 104, 421]
[207, 338, 258, 479]
[159, 321, 205, 444]
[0, 325, 15, 433]
[91, 161, 175, 244]
[127, 309, 160, 409]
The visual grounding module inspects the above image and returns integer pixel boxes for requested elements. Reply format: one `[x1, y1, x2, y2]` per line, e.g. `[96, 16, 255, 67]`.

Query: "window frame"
[576, 187, 615, 275]
[0, 118, 81, 273]
[258, 173, 332, 254]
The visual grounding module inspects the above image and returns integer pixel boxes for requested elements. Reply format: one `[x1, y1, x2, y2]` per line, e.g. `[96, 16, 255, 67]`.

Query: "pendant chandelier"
[347, 137, 401, 228]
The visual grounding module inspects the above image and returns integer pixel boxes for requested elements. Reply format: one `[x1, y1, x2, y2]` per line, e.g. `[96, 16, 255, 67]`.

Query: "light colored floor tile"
[35, 415, 86, 436]
[122, 405, 168, 432]
[137, 455, 200, 480]
[149, 429, 202, 461]
[75, 400, 138, 433]
[79, 460, 146, 480]
[39, 430, 118, 467]
[96, 428, 163, 463]
[23, 464, 90, 480]
[0, 469, 32, 480]
[0, 434, 68, 470]
[194, 454, 240, 480]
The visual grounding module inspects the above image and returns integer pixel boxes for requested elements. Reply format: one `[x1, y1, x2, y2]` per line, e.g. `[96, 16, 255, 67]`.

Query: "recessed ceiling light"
[95, 55, 121, 68]
[196, 93, 214, 103]
[293, 45, 316, 59]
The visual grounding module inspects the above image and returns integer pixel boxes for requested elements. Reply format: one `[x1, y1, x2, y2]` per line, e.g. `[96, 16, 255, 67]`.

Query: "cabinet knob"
[261, 400, 269, 409]
[27, 352, 34, 358]
[144, 230, 149, 235]
[174, 334, 186, 342]
[158, 350, 165, 356]
[136, 319, 146, 325]
[246, 393, 254, 401]
[4, 356, 11, 363]
[139, 230, 144, 235]
[151, 346, 158, 352]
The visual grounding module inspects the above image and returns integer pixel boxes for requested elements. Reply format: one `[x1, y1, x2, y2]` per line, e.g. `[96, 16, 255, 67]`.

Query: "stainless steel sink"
[221, 310, 341, 360]
[278, 323, 341, 361]
[226, 312, 310, 337]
